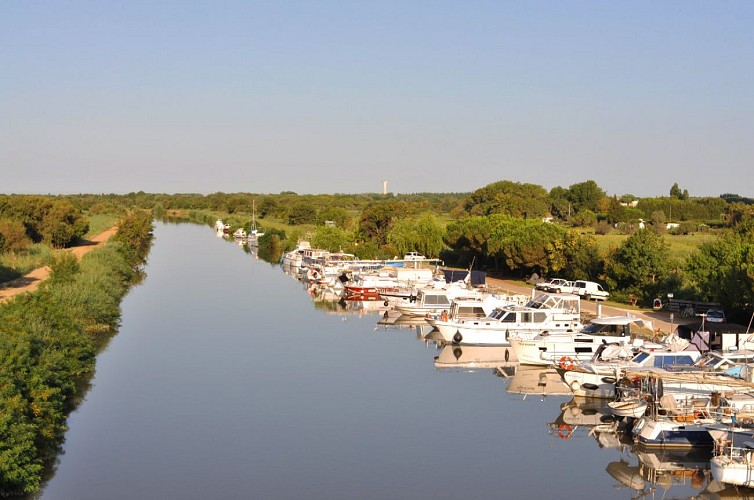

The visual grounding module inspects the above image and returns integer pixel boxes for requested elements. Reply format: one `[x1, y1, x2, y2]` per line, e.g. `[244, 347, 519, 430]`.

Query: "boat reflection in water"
[375, 312, 435, 338]
[506, 365, 571, 399]
[607, 449, 712, 497]
[549, 397, 623, 444]
[433, 344, 518, 373]
[303, 283, 391, 318]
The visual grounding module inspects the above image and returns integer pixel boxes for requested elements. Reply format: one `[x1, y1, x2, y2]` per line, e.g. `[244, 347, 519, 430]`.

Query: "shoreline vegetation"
[0, 211, 153, 496]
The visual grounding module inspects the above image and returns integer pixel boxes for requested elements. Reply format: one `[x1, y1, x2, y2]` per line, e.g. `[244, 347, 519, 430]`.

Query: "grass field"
[591, 231, 718, 261]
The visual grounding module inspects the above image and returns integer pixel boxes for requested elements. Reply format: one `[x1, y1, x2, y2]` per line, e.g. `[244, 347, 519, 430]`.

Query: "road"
[0, 226, 118, 303]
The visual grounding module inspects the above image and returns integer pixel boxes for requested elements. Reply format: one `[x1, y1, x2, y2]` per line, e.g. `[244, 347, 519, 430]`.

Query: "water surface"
[39, 222, 714, 499]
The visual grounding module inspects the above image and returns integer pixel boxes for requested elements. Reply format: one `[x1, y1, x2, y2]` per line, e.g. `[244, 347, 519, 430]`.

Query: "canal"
[38, 222, 712, 499]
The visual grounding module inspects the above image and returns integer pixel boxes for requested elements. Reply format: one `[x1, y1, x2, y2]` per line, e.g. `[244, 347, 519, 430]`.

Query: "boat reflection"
[304, 284, 391, 317]
[636, 449, 710, 490]
[434, 345, 517, 371]
[607, 449, 712, 496]
[506, 366, 571, 398]
[547, 397, 622, 444]
[376, 312, 435, 337]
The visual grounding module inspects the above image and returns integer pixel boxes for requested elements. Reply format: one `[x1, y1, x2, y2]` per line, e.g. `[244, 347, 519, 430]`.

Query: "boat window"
[501, 312, 516, 323]
[490, 309, 505, 320]
[654, 355, 696, 368]
[633, 352, 650, 364]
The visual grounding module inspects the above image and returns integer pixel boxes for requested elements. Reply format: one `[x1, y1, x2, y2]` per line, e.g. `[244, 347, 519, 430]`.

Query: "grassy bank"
[0, 212, 153, 496]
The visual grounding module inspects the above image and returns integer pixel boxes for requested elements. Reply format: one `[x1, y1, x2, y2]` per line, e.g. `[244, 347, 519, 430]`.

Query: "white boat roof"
[590, 315, 647, 326]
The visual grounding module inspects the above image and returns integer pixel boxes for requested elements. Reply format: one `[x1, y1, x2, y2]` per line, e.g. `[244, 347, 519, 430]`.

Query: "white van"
[572, 280, 609, 301]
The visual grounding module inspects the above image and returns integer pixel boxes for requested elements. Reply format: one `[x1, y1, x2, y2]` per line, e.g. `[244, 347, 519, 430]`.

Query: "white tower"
[382, 180, 388, 195]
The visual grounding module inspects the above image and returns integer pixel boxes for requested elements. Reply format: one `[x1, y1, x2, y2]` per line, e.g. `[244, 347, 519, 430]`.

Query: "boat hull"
[633, 417, 714, 449]
[711, 456, 754, 487]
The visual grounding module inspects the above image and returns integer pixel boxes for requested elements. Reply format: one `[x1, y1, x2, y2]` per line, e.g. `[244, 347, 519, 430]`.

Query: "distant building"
[619, 200, 639, 208]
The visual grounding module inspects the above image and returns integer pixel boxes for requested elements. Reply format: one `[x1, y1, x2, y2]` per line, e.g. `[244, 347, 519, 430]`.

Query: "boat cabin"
[630, 350, 701, 370]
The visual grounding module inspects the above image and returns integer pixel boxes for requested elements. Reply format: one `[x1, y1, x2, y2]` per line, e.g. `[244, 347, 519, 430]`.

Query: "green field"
[591, 231, 719, 261]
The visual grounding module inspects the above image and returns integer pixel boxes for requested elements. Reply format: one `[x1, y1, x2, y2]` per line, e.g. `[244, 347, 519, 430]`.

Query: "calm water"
[38, 222, 716, 499]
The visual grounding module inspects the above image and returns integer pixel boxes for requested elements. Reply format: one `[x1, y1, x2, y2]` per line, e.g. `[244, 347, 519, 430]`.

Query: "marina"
[37, 222, 754, 499]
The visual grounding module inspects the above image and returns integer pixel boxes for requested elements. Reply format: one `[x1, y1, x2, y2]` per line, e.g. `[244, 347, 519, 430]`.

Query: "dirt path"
[487, 277, 684, 335]
[0, 226, 119, 303]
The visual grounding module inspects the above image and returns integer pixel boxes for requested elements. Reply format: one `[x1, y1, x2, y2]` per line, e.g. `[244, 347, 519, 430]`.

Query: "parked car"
[534, 278, 566, 292]
[535, 278, 570, 293]
[571, 280, 610, 301]
[706, 308, 726, 323]
[403, 252, 426, 261]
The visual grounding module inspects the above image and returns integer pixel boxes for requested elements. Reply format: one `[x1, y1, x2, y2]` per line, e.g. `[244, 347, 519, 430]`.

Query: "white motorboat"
[608, 398, 648, 418]
[562, 347, 754, 399]
[510, 315, 650, 367]
[433, 292, 582, 346]
[281, 240, 311, 268]
[393, 280, 484, 317]
[711, 445, 754, 488]
[233, 227, 247, 239]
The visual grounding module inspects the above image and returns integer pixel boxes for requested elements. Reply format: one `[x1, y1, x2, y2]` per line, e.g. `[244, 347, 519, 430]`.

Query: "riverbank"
[0, 226, 118, 303]
[0, 215, 151, 496]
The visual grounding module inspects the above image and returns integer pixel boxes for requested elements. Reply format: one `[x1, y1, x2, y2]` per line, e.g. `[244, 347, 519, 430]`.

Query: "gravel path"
[0, 226, 118, 303]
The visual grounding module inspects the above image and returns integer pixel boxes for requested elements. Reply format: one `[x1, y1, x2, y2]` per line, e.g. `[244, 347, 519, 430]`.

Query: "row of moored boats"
[276, 239, 754, 489]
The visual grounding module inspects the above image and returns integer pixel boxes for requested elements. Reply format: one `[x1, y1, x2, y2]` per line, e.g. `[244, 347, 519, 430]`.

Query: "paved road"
[0, 226, 118, 303]
[486, 278, 688, 335]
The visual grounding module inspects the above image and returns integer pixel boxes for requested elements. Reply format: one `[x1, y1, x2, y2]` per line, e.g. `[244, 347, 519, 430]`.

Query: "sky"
[1, 1, 753, 198]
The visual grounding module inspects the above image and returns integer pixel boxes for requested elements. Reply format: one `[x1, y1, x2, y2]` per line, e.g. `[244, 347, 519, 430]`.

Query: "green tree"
[316, 207, 350, 228]
[287, 202, 317, 225]
[605, 229, 672, 303]
[569, 209, 597, 228]
[685, 219, 754, 315]
[40, 201, 89, 248]
[311, 226, 352, 252]
[562, 233, 605, 281]
[461, 180, 550, 218]
[567, 180, 606, 213]
[112, 211, 154, 265]
[387, 212, 446, 257]
[0, 219, 31, 252]
[357, 202, 406, 245]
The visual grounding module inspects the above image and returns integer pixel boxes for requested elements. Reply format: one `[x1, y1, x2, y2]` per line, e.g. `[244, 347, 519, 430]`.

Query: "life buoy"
[653, 298, 662, 310]
[558, 424, 573, 439]
[559, 356, 575, 371]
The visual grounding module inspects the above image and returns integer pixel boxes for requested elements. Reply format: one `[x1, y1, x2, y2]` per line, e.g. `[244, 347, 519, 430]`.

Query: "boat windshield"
[581, 322, 628, 336]
[489, 308, 515, 321]
[631, 351, 697, 368]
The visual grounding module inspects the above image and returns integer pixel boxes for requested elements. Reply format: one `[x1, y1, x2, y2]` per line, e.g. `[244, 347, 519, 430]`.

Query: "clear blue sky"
[2, 1, 752, 197]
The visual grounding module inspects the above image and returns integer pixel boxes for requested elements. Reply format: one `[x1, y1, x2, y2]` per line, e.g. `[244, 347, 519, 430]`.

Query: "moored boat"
[510, 315, 651, 367]
[434, 292, 582, 346]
